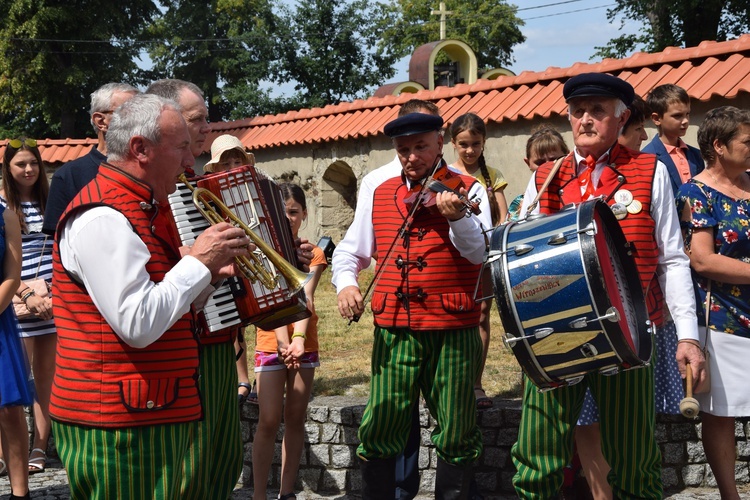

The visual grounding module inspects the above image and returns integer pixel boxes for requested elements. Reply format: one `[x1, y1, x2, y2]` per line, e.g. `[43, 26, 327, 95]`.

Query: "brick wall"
[240, 396, 750, 497]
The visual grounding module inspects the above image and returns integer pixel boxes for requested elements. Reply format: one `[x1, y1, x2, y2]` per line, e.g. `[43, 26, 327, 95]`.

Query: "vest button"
[151, 225, 157, 232]
[146, 400, 155, 409]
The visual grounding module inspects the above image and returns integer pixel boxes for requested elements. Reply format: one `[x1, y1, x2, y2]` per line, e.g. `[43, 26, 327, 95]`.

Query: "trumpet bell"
[179, 174, 313, 297]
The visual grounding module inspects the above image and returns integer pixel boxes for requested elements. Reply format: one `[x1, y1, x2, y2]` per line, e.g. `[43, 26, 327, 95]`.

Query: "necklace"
[706, 168, 749, 199]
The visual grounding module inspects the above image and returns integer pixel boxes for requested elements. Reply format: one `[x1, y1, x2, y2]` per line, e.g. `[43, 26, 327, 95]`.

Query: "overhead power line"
[517, 0, 586, 12]
[522, 3, 616, 21]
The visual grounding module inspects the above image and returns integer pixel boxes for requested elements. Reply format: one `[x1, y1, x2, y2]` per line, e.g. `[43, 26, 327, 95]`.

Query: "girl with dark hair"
[449, 113, 508, 410]
[1, 138, 54, 476]
[252, 182, 327, 500]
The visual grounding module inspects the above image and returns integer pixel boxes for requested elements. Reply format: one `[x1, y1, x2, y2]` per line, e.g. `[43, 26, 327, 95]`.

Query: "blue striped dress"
[0, 198, 55, 337]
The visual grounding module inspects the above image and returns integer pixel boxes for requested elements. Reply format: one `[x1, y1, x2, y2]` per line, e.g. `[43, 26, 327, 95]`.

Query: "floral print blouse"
[676, 178, 750, 339]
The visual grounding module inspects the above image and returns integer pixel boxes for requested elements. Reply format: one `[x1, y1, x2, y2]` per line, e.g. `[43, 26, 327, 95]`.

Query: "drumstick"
[679, 363, 700, 419]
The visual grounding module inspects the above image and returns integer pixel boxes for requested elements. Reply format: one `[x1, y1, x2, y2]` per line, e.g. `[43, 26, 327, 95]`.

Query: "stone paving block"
[671, 422, 698, 441]
[299, 467, 323, 491]
[686, 441, 706, 463]
[309, 444, 330, 466]
[682, 464, 707, 487]
[305, 422, 321, 444]
[308, 405, 329, 423]
[480, 408, 503, 428]
[481, 428, 498, 446]
[322, 423, 342, 443]
[483, 446, 508, 468]
[331, 444, 356, 468]
[342, 426, 359, 445]
[348, 467, 363, 492]
[476, 471, 498, 492]
[503, 408, 522, 427]
[419, 469, 436, 492]
[663, 442, 685, 464]
[322, 469, 348, 492]
[496, 428, 518, 447]
[418, 448, 431, 469]
[655, 423, 668, 443]
[662, 467, 679, 489]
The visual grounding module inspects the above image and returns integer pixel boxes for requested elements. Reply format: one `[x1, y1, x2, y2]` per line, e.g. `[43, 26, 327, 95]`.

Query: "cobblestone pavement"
[2, 459, 749, 499]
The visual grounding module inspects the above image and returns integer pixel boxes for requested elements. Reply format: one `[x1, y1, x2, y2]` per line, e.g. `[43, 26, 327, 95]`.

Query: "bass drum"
[488, 199, 651, 391]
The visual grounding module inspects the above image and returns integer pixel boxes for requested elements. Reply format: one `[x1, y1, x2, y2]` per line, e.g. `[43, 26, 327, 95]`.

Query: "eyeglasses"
[8, 138, 37, 149]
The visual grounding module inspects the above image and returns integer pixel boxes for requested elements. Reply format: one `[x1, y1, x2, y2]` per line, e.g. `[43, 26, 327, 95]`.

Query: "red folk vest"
[370, 174, 483, 330]
[534, 145, 665, 326]
[50, 164, 202, 428]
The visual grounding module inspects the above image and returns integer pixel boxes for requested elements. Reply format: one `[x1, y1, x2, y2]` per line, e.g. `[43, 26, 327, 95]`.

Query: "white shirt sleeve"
[331, 157, 402, 292]
[448, 179, 492, 264]
[651, 161, 700, 341]
[59, 206, 213, 349]
[518, 173, 540, 217]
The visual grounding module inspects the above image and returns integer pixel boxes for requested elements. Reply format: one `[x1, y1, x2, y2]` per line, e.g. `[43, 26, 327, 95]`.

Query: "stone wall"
[240, 396, 750, 497]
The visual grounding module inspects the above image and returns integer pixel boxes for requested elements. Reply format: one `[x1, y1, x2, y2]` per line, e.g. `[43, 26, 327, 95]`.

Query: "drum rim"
[581, 200, 652, 367]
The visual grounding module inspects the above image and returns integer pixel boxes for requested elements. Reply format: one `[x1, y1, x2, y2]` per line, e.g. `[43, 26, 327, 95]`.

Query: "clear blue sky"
[385, 0, 642, 84]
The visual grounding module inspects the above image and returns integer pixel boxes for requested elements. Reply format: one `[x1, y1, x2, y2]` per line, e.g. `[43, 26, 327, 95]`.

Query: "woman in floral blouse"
[676, 106, 750, 500]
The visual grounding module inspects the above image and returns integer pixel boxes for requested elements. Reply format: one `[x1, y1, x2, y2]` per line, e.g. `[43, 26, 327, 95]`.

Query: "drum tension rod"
[568, 307, 620, 329]
[503, 327, 554, 346]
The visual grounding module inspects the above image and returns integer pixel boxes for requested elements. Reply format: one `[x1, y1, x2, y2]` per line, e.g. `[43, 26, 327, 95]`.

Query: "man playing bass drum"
[514, 72, 706, 498]
[336, 112, 492, 498]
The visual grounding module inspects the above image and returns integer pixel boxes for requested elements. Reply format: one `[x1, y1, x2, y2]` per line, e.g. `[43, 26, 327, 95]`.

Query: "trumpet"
[178, 174, 312, 296]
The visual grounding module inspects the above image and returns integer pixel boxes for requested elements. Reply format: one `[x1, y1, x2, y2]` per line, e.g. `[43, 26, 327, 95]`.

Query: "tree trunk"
[646, 0, 678, 52]
[59, 109, 76, 139]
[681, 0, 725, 46]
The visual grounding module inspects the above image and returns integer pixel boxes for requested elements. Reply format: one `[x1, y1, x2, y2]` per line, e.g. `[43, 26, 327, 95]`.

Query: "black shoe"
[435, 458, 473, 500]
[359, 456, 396, 500]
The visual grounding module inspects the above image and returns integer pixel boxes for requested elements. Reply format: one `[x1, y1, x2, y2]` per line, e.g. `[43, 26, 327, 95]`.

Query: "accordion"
[167, 164, 310, 332]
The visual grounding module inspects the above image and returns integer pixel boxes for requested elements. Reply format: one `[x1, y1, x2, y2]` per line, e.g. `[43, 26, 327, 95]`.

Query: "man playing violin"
[336, 112, 491, 498]
[514, 72, 706, 498]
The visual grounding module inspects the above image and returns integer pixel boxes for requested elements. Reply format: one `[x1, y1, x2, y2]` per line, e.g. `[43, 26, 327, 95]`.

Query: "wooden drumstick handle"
[680, 362, 700, 419]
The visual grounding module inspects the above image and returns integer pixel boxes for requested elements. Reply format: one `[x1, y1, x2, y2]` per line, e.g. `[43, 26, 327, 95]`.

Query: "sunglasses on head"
[8, 138, 37, 149]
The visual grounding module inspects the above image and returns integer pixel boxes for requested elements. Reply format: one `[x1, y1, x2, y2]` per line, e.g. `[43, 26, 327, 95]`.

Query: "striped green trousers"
[512, 362, 662, 499]
[179, 341, 243, 499]
[52, 419, 194, 500]
[357, 326, 483, 466]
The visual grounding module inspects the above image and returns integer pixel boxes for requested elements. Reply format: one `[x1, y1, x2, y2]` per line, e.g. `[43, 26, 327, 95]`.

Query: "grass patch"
[244, 267, 523, 399]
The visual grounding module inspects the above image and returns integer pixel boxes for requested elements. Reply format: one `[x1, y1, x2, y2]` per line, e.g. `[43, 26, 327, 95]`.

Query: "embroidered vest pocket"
[119, 377, 181, 412]
[440, 292, 476, 313]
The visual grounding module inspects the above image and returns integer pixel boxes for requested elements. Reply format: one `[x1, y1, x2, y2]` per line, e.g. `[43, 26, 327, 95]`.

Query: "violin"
[403, 163, 481, 216]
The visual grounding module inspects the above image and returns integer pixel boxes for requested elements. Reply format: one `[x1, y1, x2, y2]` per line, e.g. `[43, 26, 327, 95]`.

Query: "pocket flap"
[440, 292, 476, 313]
[119, 378, 180, 412]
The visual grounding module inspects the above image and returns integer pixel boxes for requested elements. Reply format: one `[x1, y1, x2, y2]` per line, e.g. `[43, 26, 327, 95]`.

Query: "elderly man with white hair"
[512, 72, 707, 499]
[49, 93, 252, 499]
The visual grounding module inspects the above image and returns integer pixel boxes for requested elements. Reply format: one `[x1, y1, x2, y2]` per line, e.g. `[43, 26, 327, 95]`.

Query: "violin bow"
[349, 154, 444, 324]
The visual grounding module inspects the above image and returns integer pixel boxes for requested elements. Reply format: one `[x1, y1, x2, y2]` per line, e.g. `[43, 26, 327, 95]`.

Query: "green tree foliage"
[146, 0, 277, 122]
[271, 0, 401, 111]
[594, 0, 750, 58]
[377, 0, 525, 70]
[0, 1, 158, 138]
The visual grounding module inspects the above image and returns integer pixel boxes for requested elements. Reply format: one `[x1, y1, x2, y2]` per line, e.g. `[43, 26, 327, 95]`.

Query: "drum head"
[580, 200, 652, 366]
